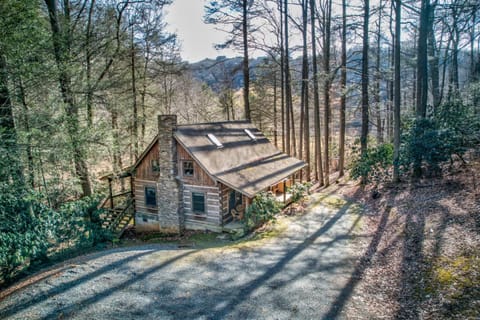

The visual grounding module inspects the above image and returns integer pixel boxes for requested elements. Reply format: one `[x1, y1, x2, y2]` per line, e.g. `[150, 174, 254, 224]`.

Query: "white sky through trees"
[165, 0, 392, 63]
[165, 0, 238, 62]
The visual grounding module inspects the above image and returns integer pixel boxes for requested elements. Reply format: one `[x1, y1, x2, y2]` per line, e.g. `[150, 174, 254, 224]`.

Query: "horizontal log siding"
[177, 144, 216, 186]
[134, 179, 159, 215]
[134, 179, 160, 230]
[183, 184, 221, 230]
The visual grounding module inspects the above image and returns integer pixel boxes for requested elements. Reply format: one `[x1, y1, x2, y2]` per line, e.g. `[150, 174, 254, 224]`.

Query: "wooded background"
[1, 0, 479, 202]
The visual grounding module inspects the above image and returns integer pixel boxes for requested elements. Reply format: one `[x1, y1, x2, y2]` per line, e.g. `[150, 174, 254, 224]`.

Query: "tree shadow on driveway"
[1, 247, 196, 319]
[210, 197, 356, 319]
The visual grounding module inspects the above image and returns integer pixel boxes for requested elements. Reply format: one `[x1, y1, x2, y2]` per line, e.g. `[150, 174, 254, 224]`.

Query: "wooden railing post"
[108, 178, 114, 209]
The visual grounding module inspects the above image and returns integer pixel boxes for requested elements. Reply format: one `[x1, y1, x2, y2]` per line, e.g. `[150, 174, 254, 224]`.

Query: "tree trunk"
[416, 0, 430, 119]
[130, 25, 139, 161]
[273, 71, 278, 147]
[17, 77, 35, 188]
[310, 0, 324, 185]
[301, 0, 310, 181]
[339, 0, 347, 178]
[360, 0, 370, 184]
[45, 0, 92, 196]
[427, 2, 440, 111]
[393, 0, 401, 183]
[85, 0, 95, 127]
[0, 52, 24, 185]
[413, 0, 430, 177]
[323, 0, 332, 186]
[284, 0, 292, 156]
[242, 0, 251, 120]
[279, 0, 285, 152]
[375, 0, 383, 144]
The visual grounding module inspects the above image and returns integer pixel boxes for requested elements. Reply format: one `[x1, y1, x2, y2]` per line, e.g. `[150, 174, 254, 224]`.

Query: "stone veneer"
[157, 115, 184, 232]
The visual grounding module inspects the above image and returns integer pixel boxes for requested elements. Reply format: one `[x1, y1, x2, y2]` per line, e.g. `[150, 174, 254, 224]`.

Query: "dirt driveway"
[0, 191, 373, 319]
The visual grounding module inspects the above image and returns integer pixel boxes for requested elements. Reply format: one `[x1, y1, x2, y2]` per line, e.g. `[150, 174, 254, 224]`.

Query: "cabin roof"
[174, 121, 306, 198]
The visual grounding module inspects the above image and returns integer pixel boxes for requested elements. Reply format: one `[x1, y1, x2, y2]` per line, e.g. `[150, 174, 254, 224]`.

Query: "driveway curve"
[0, 192, 371, 319]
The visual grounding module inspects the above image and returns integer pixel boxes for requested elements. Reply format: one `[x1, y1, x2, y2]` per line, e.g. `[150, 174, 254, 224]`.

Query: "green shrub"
[244, 192, 282, 229]
[401, 98, 479, 176]
[288, 182, 312, 203]
[350, 143, 393, 183]
[0, 184, 110, 284]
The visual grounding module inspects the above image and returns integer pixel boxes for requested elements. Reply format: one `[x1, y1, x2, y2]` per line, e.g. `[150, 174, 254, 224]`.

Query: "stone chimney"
[157, 115, 183, 232]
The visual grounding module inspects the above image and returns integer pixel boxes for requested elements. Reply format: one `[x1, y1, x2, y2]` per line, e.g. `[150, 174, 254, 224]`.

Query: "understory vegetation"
[0, 180, 110, 285]
[350, 95, 480, 185]
[245, 182, 312, 229]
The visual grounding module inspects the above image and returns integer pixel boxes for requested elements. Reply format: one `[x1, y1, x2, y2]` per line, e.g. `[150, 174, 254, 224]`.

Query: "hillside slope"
[339, 154, 480, 319]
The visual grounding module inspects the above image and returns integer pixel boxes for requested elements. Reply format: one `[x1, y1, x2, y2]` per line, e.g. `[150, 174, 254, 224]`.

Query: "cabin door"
[229, 190, 242, 214]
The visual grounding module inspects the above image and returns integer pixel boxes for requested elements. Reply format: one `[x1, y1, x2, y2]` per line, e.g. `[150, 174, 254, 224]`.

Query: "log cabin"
[104, 115, 306, 233]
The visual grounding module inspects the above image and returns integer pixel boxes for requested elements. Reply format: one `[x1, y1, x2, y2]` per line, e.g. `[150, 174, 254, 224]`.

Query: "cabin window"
[192, 192, 205, 214]
[183, 161, 194, 177]
[151, 159, 160, 173]
[145, 187, 157, 207]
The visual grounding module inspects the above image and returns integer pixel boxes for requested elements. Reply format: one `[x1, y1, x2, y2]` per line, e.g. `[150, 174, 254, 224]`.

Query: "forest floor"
[334, 153, 480, 319]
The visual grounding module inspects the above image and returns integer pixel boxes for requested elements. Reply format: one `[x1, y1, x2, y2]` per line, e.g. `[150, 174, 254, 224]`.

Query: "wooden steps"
[100, 197, 135, 238]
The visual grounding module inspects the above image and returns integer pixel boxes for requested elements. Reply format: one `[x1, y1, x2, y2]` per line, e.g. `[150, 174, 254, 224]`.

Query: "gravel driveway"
[0, 192, 371, 319]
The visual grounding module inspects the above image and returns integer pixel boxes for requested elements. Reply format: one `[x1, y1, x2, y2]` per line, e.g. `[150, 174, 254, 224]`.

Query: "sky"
[165, 0, 238, 63]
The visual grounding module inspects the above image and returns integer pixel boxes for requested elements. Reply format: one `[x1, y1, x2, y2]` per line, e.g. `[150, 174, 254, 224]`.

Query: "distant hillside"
[187, 56, 274, 92]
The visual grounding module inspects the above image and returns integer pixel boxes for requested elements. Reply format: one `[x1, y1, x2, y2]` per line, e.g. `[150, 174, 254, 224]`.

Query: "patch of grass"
[426, 253, 480, 318]
[311, 194, 348, 209]
[228, 217, 290, 250]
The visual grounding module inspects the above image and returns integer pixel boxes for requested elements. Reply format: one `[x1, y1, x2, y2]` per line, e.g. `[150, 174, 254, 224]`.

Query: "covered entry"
[229, 190, 244, 220]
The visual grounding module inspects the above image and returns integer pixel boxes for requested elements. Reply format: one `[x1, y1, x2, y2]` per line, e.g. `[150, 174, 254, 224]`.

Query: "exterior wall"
[177, 144, 216, 186]
[134, 179, 160, 232]
[135, 141, 160, 180]
[183, 184, 222, 231]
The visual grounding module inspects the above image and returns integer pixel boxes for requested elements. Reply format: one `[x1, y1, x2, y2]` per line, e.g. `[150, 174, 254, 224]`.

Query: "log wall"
[177, 144, 215, 186]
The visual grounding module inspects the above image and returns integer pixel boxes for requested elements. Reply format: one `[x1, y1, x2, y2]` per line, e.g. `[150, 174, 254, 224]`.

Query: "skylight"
[244, 129, 256, 141]
[207, 133, 223, 148]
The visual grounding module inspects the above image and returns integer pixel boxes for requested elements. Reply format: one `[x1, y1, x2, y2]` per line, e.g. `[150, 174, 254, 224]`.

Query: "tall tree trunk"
[310, 0, 324, 185]
[279, 0, 285, 152]
[413, 0, 430, 177]
[85, 0, 95, 127]
[416, 0, 430, 119]
[242, 0, 251, 120]
[0, 52, 24, 185]
[273, 71, 278, 147]
[17, 77, 35, 188]
[323, 0, 332, 186]
[393, 0, 401, 183]
[449, 7, 460, 98]
[360, 0, 370, 184]
[45, 0, 91, 197]
[301, 0, 310, 181]
[427, 2, 440, 111]
[387, 1, 395, 141]
[130, 25, 139, 161]
[339, 0, 347, 178]
[375, 0, 383, 144]
[284, 0, 292, 156]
